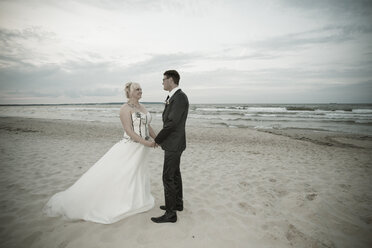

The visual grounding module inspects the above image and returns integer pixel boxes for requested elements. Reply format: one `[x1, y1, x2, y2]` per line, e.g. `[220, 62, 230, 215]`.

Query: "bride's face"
[130, 83, 142, 100]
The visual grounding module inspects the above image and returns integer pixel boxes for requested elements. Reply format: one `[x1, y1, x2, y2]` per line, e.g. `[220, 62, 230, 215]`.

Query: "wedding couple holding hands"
[43, 70, 189, 224]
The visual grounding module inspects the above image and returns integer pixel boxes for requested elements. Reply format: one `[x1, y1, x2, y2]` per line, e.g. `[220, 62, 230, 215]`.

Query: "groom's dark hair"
[164, 70, 180, 85]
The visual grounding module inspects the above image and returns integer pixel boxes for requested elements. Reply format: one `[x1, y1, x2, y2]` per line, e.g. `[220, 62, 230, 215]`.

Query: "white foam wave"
[352, 109, 372, 113]
[254, 126, 273, 129]
[195, 108, 245, 112]
[246, 107, 287, 112]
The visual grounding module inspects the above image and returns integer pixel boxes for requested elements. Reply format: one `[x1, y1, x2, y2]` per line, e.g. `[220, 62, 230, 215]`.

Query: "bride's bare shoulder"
[120, 104, 131, 114]
[139, 103, 148, 112]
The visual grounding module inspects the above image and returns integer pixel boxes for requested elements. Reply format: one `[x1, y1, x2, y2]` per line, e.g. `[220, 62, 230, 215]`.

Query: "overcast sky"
[0, 0, 371, 104]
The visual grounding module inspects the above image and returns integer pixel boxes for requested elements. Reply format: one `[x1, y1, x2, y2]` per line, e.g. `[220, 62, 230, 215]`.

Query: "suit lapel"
[162, 89, 181, 121]
[162, 103, 168, 120]
[169, 89, 181, 102]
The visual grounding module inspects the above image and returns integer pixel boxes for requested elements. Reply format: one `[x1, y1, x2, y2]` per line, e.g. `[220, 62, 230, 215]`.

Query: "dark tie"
[166, 95, 169, 102]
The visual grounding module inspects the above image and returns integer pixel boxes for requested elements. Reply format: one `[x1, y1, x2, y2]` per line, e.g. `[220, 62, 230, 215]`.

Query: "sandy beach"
[0, 116, 371, 248]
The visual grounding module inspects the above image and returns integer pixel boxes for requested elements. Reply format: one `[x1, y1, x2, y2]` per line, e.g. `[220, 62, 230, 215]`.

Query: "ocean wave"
[286, 106, 315, 111]
[355, 120, 372, 124]
[195, 107, 246, 112]
[246, 107, 287, 112]
[352, 109, 372, 113]
[57, 107, 119, 111]
[188, 114, 223, 120]
[222, 106, 247, 110]
[196, 107, 289, 113]
[188, 114, 246, 121]
[254, 126, 273, 129]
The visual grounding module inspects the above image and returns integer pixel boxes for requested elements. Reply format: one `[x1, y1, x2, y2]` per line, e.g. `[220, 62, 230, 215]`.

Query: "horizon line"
[1, 102, 372, 106]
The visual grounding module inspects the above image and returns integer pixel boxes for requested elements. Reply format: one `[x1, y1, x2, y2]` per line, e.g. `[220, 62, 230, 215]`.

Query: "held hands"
[144, 140, 159, 148]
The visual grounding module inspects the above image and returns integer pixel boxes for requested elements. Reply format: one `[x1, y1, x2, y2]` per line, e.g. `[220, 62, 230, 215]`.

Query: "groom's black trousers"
[163, 150, 183, 212]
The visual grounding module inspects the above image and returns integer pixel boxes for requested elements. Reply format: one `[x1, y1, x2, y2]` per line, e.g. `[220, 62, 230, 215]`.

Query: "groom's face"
[162, 76, 172, 91]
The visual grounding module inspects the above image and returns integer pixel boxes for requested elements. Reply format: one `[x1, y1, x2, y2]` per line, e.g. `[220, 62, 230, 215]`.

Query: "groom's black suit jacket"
[155, 89, 189, 152]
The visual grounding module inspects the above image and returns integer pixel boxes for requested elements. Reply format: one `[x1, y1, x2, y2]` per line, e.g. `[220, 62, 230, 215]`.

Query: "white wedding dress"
[43, 112, 155, 224]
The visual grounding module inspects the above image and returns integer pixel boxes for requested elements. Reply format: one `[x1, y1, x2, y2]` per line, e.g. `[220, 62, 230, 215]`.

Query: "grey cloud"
[0, 52, 200, 98]
[0, 27, 57, 67]
[64, 88, 120, 98]
[77, 0, 214, 16]
[0, 51, 207, 101]
[314, 80, 372, 103]
[1, 19, 370, 103]
[2, 89, 62, 98]
[0, 64, 61, 89]
[83, 87, 120, 96]
[250, 63, 372, 82]
[63, 59, 114, 71]
[275, 80, 372, 103]
[5, 88, 120, 99]
[0, 26, 55, 42]
[215, 24, 372, 62]
[0, 54, 31, 67]
[181, 63, 372, 91]
[3, 49, 369, 90]
[1, 57, 371, 103]
[184, 69, 372, 103]
[205, 50, 280, 61]
[123, 53, 202, 74]
[280, 0, 372, 17]
[79, 0, 163, 11]
[248, 25, 371, 53]
[16, 0, 208, 16]
[24, 90, 62, 98]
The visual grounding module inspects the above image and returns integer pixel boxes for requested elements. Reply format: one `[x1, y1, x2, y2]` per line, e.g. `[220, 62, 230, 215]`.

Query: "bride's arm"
[120, 106, 154, 147]
[148, 125, 157, 140]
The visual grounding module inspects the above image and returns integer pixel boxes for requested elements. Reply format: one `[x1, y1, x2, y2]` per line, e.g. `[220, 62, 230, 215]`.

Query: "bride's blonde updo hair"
[124, 82, 134, 99]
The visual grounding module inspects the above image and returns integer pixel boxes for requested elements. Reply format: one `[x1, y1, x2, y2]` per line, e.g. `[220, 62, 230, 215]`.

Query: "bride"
[43, 82, 157, 224]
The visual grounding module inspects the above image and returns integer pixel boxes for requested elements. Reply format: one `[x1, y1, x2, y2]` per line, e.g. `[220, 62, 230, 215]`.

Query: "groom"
[151, 70, 189, 223]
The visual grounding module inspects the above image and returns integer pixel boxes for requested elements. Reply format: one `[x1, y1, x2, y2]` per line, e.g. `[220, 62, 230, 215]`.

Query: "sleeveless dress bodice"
[123, 112, 152, 141]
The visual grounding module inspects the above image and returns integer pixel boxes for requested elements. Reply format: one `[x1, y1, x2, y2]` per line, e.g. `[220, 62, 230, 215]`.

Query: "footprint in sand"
[286, 224, 333, 247]
[286, 224, 307, 244]
[359, 215, 372, 225]
[238, 181, 249, 189]
[339, 184, 351, 191]
[57, 240, 69, 248]
[274, 188, 288, 197]
[238, 202, 256, 215]
[306, 193, 317, 201]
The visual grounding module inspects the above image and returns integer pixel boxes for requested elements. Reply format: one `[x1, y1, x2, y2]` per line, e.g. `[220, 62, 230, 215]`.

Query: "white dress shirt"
[167, 86, 180, 100]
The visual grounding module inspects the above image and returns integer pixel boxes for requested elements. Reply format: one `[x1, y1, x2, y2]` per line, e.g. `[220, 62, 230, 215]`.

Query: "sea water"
[1, 103, 371, 135]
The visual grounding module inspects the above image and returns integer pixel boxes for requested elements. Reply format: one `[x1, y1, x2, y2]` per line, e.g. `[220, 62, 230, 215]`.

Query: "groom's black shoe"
[151, 211, 177, 223]
[159, 205, 183, 211]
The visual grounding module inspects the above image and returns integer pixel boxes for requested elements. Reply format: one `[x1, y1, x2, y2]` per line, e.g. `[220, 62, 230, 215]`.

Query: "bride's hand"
[144, 141, 156, 148]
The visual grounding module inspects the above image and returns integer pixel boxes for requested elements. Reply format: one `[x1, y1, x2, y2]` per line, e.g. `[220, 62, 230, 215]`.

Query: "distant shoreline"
[0, 102, 163, 106]
[1, 102, 372, 106]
